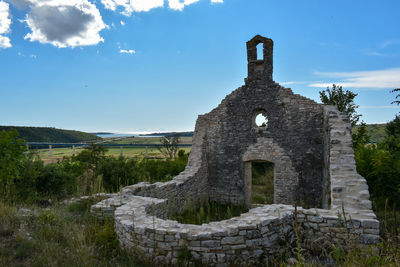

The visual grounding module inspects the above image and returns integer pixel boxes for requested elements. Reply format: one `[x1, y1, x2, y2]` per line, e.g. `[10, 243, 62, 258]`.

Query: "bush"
[98, 157, 140, 192]
[35, 163, 76, 200]
[355, 115, 400, 209]
[0, 129, 27, 201]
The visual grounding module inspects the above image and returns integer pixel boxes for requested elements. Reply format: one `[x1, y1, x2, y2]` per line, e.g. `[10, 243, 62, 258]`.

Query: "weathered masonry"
[91, 35, 379, 265]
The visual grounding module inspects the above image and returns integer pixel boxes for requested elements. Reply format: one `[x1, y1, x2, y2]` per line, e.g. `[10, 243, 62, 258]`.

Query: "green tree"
[319, 84, 369, 147]
[158, 134, 181, 159]
[0, 129, 27, 200]
[356, 117, 400, 208]
[319, 84, 361, 127]
[391, 88, 400, 106]
[75, 143, 107, 194]
[352, 122, 370, 148]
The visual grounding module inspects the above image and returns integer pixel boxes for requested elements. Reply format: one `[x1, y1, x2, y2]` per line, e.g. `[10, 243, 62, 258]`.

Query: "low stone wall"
[91, 190, 379, 265]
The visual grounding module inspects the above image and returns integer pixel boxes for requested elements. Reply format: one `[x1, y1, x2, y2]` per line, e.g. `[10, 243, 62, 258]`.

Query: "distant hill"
[142, 125, 389, 143]
[353, 123, 387, 143]
[0, 126, 101, 143]
[140, 131, 194, 137]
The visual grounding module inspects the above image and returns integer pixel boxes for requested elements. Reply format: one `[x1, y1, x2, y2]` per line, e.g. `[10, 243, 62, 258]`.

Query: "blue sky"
[0, 0, 399, 133]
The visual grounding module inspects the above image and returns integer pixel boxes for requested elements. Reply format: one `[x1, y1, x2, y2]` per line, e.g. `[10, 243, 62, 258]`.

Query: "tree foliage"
[0, 126, 100, 143]
[158, 134, 181, 159]
[355, 115, 400, 208]
[0, 132, 189, 203]
[391, 88, 400, 106]
[0, 129, 27, 200]
[352, 122, 370, 148]
[319, 84, 369, 148]
[319, 84, 361, 127]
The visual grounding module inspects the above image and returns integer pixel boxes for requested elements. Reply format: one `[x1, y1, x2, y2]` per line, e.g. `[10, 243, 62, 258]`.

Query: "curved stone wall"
[91, 189, 379, 265]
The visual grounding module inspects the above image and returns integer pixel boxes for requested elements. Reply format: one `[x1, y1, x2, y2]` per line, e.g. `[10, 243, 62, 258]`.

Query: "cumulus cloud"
[101, 0, 222, 15]
[168, 0, 199, 11]
[11, 0, 107, 48]
[119, 49, 135, 54]
[308, 68, 400, 89]
[120, 20, 125, 26]
[0, 1, 12, 48]
[101, 0, 164, 16]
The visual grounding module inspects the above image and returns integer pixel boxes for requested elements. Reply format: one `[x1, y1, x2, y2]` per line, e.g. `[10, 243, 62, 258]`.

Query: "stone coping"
[111, 195, 378, 233]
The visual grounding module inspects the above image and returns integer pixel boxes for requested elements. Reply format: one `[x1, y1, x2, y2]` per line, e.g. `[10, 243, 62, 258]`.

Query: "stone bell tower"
[246, 35, 273, 81]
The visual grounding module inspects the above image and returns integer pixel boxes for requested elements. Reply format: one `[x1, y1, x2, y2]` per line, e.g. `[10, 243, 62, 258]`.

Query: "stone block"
[221, 236, 245, 245]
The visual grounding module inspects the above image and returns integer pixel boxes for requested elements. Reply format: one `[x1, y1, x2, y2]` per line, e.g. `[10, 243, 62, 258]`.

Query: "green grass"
[0, 200, 145, 267]
[102, 136, 192, 145]
[251, 161, 274, 205]
[170, 200, 249, 225]
[32, 135, 192, 164]
[1, 197, 399, 266]
[36, 147, 192, 163]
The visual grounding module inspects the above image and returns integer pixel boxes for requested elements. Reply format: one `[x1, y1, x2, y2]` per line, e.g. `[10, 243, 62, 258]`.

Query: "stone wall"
[323, 106, 372, 211]
[201, 81, 325, 207]
[92, 192, 379, 265]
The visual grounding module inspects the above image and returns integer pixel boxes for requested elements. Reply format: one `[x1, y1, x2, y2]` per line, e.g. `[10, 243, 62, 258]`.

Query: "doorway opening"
[248, 161, 274, 205]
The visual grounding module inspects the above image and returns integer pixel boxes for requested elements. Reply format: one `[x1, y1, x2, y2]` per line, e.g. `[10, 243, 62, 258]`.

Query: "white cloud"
[17, 51, 37, 58]
[359, 105, 398, 109]
[101, 0, 164, 16]
[101, 0, 222, 15]
[168, 0, 199, 11]
[363, 51, 390, 57]
[120, 49, 135, 54]
[120, 20, 125, 26]
[0, 1, 12, 48]
[381, 40, 400, 49]
[308, 68, 400, 89]
[13, 0, 107, 48]
[279, 81, 309, 86]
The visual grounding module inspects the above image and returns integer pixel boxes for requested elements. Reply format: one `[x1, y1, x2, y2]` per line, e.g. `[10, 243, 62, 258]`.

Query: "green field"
[31, 135, 192, 164]
[100, 136, 192, 145]
[35, 146, 191, 164]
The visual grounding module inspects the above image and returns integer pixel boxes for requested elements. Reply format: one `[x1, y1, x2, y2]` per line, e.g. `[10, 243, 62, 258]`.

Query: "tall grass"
[170, 199, 249, 225]
[0, 200, 145, 266]
[251, 161, 274, 204]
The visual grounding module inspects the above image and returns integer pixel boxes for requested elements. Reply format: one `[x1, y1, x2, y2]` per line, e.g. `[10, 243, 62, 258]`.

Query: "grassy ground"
[36, 146, 192, 164]
[1, 198, 399, 266]
[170, 200, 249, 225]
[0, 199, 145, 267]
[32, 136, 192, 164]
[100, 136, 192, 145]
[251, 161, 274, 205]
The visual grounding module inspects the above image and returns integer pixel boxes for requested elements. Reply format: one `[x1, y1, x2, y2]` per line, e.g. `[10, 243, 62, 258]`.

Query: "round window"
[255, 113, 268, 127]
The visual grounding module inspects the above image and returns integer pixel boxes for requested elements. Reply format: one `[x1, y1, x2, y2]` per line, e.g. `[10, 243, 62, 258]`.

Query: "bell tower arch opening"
[256, 42, 263, 60]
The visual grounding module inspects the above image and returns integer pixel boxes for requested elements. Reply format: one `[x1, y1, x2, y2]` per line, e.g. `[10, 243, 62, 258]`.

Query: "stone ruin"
[91, 35, 380, 264]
